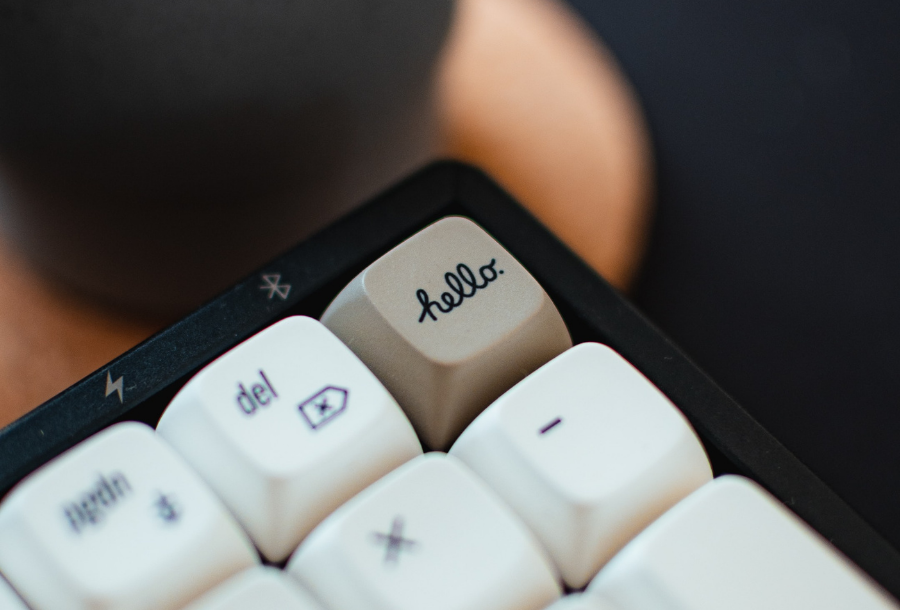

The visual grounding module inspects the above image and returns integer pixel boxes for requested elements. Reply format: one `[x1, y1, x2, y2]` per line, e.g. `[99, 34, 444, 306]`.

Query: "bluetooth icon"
[259, 274, 291, 300]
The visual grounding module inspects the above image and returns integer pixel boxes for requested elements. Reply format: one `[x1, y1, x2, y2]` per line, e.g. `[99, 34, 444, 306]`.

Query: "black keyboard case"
[1, 162, 897, 597]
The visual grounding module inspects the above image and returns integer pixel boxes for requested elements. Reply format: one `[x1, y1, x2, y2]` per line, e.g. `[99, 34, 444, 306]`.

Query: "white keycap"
[0, 577, 29, 610]
[286, 453, 561, 610]
[182, 567, 324, 610]
[321, 216, 572, 449]
[157, 315, 421, 561]
[587, 476, 899, 610]
[0, 422, 258, 610]
[450, 342, 711, 588]
[543, 593, 620, 610]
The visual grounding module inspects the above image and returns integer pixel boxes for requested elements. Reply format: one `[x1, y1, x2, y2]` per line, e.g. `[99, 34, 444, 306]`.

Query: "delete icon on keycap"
[299, 386, 348, 430]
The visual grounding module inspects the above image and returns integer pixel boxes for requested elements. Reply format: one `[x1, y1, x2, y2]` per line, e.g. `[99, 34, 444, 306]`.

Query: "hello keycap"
[321, 216, 572, 449]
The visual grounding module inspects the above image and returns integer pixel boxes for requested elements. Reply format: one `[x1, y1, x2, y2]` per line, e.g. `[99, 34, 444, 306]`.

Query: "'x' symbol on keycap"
[315, 398, 332, 414]
[259, 274, 291, 300]
[371, 516, 417, 564]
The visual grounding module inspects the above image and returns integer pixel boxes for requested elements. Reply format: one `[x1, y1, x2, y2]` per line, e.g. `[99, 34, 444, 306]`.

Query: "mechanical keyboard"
[0, 162, 898, 610]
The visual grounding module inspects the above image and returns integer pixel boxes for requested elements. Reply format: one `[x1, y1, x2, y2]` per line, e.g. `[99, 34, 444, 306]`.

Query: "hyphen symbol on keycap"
[539, 417, 563, 435]
[259, 273, 291, 300]
[298, 386, 348, 430]
[371, 516, 417, 564]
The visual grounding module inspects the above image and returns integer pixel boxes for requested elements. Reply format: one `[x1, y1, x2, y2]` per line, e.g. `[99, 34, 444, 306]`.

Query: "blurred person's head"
[0, 0, 452, 315]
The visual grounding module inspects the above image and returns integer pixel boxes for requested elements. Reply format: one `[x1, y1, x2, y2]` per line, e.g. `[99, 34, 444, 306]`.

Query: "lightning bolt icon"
[105, 371, 124, 403]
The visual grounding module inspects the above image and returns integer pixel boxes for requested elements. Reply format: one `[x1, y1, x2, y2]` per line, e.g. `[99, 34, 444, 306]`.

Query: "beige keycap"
[321, 216, 572, 449]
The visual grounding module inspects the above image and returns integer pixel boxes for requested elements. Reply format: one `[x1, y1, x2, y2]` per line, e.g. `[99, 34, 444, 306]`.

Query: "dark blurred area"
[0, 0, 450, 314]
[567, 0, 900, 549]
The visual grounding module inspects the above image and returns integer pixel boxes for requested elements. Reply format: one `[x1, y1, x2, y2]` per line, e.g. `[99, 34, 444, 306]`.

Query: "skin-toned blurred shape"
[0, 236, 158, 426]
[0, 0, 652, 426]
[438, 0, 654, 292]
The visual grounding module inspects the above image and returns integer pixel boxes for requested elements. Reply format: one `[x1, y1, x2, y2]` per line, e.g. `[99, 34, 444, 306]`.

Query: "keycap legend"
[63, 471, 133, 534]
[235, 370, 278, 416]
[538, 417, 563, 435]
[298, 386, 348, 430]
[371, 516, 417, 564]
[154, 493, 181, 524]
[416, 259, 504, 323]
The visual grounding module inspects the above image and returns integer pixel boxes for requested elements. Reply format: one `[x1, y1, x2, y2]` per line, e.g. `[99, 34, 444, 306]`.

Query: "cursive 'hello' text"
[417, 259, 504, 322]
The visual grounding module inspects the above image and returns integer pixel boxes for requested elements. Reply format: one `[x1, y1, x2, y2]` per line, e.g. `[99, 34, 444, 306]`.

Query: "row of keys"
[158, 216, 574, 565]
[0, 217, 578, 609]
[0, 327, 707, 606]
[2, 340, 890, 609]
[3, 447, 890, 610]
[0, 217, 895, 609]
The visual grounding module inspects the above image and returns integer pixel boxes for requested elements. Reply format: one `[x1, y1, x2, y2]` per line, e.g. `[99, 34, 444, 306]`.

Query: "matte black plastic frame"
[1, 162, 898, 598]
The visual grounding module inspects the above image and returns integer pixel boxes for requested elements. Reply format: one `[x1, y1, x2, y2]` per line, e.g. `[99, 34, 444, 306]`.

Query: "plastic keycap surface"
[182, 567, 324, 610]
[157, 316, 422, 561]
[0, 576, 28, 610]
[544, 594, 621, 610]
[287, 453, 561, 610]
[451, 342, 712, 587]
[321, 216, 572, 449]
[0, 422, 258, 610]
[587, 476, 898, 610]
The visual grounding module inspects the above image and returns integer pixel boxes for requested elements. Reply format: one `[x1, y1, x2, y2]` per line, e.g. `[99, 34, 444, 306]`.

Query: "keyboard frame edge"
[1, 160, 897, 599]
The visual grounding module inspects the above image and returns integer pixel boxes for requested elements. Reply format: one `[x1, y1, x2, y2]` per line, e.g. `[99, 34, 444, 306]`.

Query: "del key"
[321, 216, 572, 449]
[157, 316, 422, 562]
